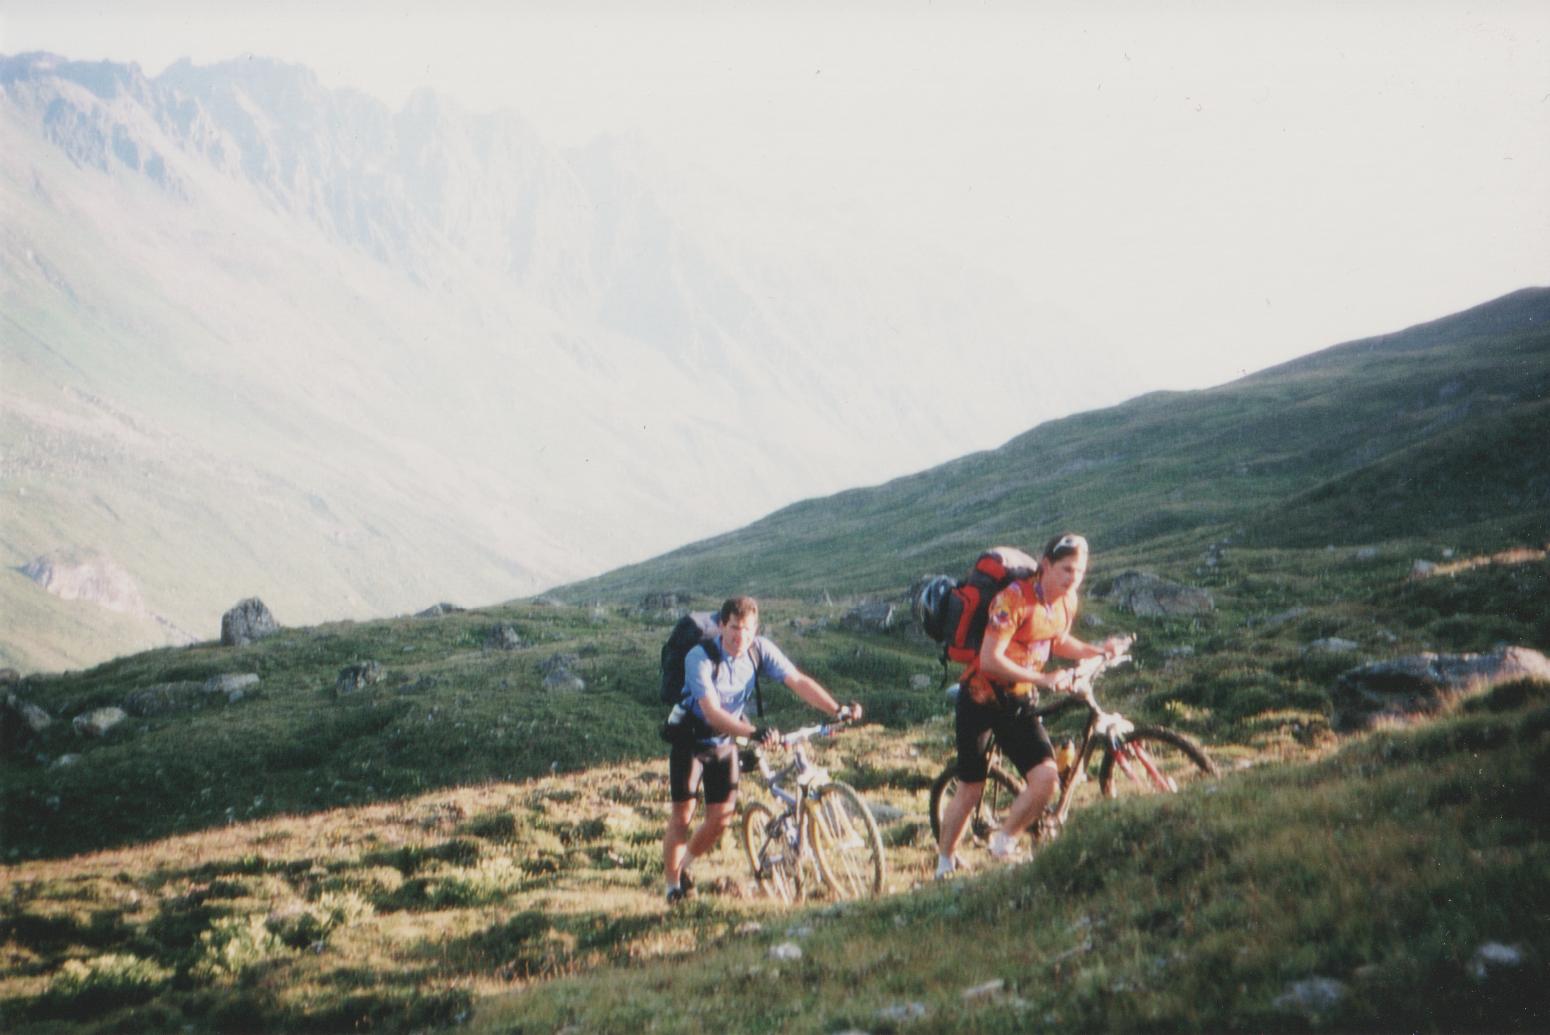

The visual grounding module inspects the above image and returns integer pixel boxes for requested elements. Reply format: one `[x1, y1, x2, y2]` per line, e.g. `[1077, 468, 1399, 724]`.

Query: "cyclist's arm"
[1052, 632, 1127, 661]
[783, 671, 853, 720]
[696, 693, 760, 740]
[979, 621, 1065, 691]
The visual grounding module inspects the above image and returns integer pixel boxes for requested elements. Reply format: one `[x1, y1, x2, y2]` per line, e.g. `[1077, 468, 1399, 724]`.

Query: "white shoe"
[934, 853, 967, 880]
[988, 830, 1026, 861]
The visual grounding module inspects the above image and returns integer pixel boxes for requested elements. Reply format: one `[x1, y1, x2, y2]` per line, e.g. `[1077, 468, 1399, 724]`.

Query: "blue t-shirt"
[684, 635, 796, 742]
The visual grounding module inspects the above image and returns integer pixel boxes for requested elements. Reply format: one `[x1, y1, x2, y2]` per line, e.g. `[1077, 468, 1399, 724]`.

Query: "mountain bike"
[739, 722, 887, 902]
[929, 651, 1217, 853]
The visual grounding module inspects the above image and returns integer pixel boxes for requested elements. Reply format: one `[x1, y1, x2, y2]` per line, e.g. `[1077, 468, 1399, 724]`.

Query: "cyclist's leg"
[686, 742, 739, 857]
[665, 740, 704, 888]
[996, 713, 1058, 840]
[939, 692, 994, 858]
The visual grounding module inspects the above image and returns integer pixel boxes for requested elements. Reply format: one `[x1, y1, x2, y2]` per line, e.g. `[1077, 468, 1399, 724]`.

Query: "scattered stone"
[205, 673, 260, 702]
[1332, 646, 1550, 731]
[769, 942, 803, 961]
[2, 694, 53, 756]
[1355, 546, 1380, 560]
[1099, 572, 1215, 617]
[123, 681, 207, 717]
[1307, 638, 1361, 654]
[485, 624, 523, 650]
[336, 661, 385, 695]
[221, 597, 280, 646]
[51, 753, 81, 768]
[540, 653, 581, 677]
[414, 602, 463, 618]
[843, 598, 905, 632]
[869, 803, 906, 824]
[734, 921, 764, 936]
[542, 671, 586, 693]
[1410, 559, 1438, 578]
[1163, 645, 1196, 659]
[1262, 606, 1310, 628]
[842, 600, 898, 631]
[639, 591, 690, 611]
[962, 978, 1007, 1002]
[72, 707, 127, 738]
[877, 1002, 929, 1024]
[1469, 941, 1526, 981]
[1272, 976, 1346, 1019]
[910, 674, 934, 691]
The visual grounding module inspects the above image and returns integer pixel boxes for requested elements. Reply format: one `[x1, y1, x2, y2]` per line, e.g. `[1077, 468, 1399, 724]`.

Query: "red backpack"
[916, 547, 1041, 664]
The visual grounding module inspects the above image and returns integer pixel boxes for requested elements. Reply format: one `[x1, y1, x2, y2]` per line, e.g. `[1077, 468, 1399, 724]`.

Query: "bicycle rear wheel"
[928, 763, 1021, 846]
[1098, 726, 1217, 799]
[741, 802, 799, 902]
[809, 782, 886, 898]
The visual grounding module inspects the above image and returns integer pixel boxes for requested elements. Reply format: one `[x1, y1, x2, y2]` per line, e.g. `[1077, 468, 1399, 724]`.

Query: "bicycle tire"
[809, 782, 886, 898]
[928, 763, 1022, 846]
[1098, 725, 1217, 799]
[740, 802, 799, 903]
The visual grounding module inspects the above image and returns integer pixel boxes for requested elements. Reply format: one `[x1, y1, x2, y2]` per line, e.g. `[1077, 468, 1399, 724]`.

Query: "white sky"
[3, 0, 1548, 395]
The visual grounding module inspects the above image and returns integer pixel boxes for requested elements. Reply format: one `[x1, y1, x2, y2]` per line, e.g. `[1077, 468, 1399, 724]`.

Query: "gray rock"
[542, 671, 586, 693]
[1100, 572, 1215, 617]
[842, 600, 898, 631]
[485, 624, 523, 650]
[877, 1002, 929, 1024]
[1469, 941, 1527, 981]
[2, 693, 53, 756]
[1262, 606, 1310, 628]
[1410, 559, 1438, 578]
[205, 673, 260, 702]
[639, 591, 691, 611]
[123, 681, 207, 717]
[1272, 976, 1346, 1018]
[540, 653, 581, 677]
[336, 661, 385, 695]
[1333, 646, 1550, 730]
[869, 803, 906, 824]
[769, 942, 803, 961]
[910, 673, 934, 691]
[1355, 546, 1380, 560]
[73, 707, 127, 737]
[51, 753, 81, 768]
[221, 597, 280, 646]
[1307, 637, 1361, 654]
[414, 602, 463, 618]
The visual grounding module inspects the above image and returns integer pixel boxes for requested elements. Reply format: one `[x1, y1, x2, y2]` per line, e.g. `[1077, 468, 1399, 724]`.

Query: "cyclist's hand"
[1102, 634, 1135, 659]
[753, 725, 781, 748]
[1051, 670, 1075, 693]
[835, 701, 863, 723]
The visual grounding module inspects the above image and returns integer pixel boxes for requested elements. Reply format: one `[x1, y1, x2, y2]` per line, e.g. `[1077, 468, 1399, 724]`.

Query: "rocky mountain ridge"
[0, 51, 1098, 673]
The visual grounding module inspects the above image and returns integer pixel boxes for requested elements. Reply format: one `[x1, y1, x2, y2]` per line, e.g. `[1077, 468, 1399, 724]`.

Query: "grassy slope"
[2, 290, 1549, 1031]
[551, 287, 1550, 604]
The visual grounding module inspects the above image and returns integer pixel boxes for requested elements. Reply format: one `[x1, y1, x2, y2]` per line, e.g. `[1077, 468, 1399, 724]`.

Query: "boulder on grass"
[73, 707, 127, 738]
[1099, 572, 1215, 617]
[1332, 646, 1550, 731]
[221, 598, 280, 646]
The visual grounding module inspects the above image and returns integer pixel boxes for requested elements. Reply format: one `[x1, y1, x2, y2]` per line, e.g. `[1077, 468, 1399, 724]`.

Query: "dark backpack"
[917, 547, 1040, 664]
[659, 611, 764, 716]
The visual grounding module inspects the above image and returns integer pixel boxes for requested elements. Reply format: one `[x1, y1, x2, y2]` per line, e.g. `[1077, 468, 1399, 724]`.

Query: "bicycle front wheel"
[928, 763, 1022, 846]
[809, 782, 886, 898]
[741, 802, 799, 903]
[1098, 726, 1217, 799]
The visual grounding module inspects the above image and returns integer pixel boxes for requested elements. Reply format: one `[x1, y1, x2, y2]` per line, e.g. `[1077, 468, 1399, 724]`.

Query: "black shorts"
[955, 689, 1055, 782]
[669, 739, 741, 805]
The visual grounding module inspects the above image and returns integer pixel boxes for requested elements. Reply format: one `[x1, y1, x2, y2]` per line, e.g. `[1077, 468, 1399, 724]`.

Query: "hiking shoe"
[934, 854, 969, 880]
[988, 830, 1027, 861]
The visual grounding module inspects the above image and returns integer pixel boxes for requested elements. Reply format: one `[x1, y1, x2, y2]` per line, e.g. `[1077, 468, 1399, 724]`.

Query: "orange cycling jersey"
[964, 578, 1074, 706]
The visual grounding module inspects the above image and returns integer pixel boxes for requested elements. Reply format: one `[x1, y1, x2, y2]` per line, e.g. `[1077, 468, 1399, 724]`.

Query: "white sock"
[935, 853, 956, 876]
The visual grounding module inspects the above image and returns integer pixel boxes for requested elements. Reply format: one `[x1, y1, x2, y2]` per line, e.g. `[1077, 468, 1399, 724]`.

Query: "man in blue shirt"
[662, 595, 860, 904]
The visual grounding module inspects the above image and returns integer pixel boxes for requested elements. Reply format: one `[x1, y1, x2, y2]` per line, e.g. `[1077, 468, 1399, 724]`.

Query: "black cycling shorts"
[669, 739, 741, 805]
[955, 688, 1055, 782]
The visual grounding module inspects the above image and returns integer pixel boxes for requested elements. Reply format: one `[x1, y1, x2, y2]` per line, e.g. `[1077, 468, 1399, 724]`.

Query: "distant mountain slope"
[0, 52, 1103, 673]
[553, 288, 1550, 602]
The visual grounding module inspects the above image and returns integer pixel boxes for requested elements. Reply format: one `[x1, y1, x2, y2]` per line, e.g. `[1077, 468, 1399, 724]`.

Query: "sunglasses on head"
[1049, 534, 1088, 557]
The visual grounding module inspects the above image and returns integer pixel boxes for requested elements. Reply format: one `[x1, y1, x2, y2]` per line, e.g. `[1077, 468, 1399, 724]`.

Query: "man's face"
[720, 614, 759, 658]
